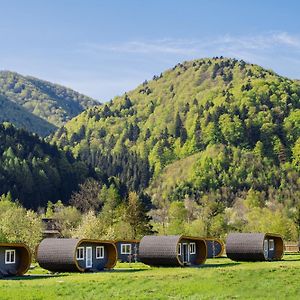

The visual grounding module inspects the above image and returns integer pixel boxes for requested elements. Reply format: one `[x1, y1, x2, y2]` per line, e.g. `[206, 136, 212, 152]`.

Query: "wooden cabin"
[205, 238, 224, 258]
[139, 235, 207, 267]
[0, 243, 31, 277]
[226, 233, 284, 261]
[36, 238, 117, 272]
[41, 218, 61, 238]
[114, 239, 140, 263]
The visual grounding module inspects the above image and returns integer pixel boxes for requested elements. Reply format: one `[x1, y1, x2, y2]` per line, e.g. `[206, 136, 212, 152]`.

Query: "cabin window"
[190, 242, 196, 254]
[269, 239, 275, 251]
[178, 243, 181, 255]
[96, 246, 104, 259]
[121, 244, 132, 254]
[76, 247, 84, 260]
[5, 250, 16, 264]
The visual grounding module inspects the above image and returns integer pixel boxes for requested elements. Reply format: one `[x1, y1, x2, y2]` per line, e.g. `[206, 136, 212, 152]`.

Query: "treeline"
[0, 180, 153, 253]
[0, 123, 91, 209]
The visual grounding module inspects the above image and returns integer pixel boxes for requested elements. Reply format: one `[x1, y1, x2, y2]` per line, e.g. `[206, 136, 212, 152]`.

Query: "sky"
[1, 0, 300, 101]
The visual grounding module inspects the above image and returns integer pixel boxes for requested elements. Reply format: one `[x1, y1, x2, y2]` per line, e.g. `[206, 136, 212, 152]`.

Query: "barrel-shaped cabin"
[36, 238, 117, 272]
[114, 240, 140, 263]
[205, 238, 224, 258]
[226, 233, 284, 261]
[139, 235, 207, 267]
[0, 243, 31, 277]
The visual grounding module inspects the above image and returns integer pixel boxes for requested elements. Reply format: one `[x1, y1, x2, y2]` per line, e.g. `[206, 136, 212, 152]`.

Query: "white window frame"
[178, 243, 181, 255]
[121, 244, 132, 255]
[76, 247, 85, 260]
[86, 247, 93, 268]
[5, 249, 16, 264]
[96, 246, 104, 259]
[190, 242, 196, 255]
[269, 239, 275, 251]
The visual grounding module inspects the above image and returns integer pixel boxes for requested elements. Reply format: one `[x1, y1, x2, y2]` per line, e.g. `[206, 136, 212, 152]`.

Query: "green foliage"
[0, 123, 91, 209]
[70, 191, 153, 240]
[0, 71, 99, 136]
[49, 57, 300, 239]
[0, 94, 56, 136]
[51, 57, 300, 198]
[0, 194, 42, 252]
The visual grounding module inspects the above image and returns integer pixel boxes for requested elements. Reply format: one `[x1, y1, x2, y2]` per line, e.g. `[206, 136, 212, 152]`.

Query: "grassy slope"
[2, 254, 300, 299]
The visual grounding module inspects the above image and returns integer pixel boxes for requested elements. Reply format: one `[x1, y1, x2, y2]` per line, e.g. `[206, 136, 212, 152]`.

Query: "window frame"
[5, 249, 16, 264]
[121, 244, 132, 255]
[96, 246, 104, 259]
[269, 239, 275, 251]
[178, 243, 181, 255]
[190, 242, 196, 255]
[76, 247, 85, 260]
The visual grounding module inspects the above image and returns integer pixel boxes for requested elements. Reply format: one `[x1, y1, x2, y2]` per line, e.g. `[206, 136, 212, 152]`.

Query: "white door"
[86, 247, 92, 268]
[263, 239, 268, 259]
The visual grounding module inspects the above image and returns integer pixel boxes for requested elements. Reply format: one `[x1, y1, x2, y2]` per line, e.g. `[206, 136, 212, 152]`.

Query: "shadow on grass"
[3, 274, 65, 281]
[200, 262, 240, 268]
[108, 268, 148, 273]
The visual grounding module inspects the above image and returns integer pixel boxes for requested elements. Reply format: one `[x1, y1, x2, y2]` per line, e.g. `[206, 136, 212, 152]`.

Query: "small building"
[205, 238, 224, 258]
[284, 242, 299, 253]
[0, 242, 31, 277]
[36, 238, 117, 272]
[226, 233, 284, 261]
[114, 240, 140, 263]
[139, 235, 207, 267]
[41, 218, 61, 238]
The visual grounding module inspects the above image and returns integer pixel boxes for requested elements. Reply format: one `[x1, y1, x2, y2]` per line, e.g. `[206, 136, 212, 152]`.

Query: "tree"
[125, 192, 153, 238]
[70, 178, 103, 212]
[167, 201, 187, 235]
[0, 195, 42, 252]
[292, 138, 300, 171]
[71, 211, 106, 239]
[174, 112, 183, 138]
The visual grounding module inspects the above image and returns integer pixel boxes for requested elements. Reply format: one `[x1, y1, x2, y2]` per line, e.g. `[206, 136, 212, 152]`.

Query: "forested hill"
[0, 123, 92, 209]
[51, 57, 300, 208]
[0, 93, 56, 136]
[0, 71, 99, 136]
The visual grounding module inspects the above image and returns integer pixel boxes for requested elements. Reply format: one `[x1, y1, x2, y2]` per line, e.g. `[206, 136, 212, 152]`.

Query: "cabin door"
[263, 239, 269, 259]
[182, 243, 189, 264]
[86, 247, 93, 268]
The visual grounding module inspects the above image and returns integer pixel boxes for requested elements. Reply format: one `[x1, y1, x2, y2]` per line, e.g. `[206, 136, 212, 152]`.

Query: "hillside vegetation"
[0, 71, 99, 135]
[51, 57, 300, 239]
[0, 123, 91, 209]
[0, 93, 56, 136]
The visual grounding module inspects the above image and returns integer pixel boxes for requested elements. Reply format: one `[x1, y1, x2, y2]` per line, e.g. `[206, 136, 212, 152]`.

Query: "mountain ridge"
[51, 57, 300, 208]
[0, 70, 100, 136]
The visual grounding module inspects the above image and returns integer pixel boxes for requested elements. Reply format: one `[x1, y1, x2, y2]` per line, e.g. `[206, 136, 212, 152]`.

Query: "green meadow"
[1, 254, 300, 300]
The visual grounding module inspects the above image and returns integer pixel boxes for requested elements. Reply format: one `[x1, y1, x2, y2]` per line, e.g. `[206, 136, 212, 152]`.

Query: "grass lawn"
[1, 254, 300, 299]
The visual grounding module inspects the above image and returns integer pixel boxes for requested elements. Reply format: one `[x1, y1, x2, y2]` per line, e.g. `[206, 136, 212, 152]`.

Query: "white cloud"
[79, 32, 300, 56]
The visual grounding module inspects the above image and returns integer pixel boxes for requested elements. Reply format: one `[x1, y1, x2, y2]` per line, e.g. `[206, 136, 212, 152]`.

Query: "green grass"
[1, 254, 300, 299]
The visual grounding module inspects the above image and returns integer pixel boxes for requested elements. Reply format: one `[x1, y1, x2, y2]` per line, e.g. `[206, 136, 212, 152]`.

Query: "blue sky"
[1, 0, 300, 101]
